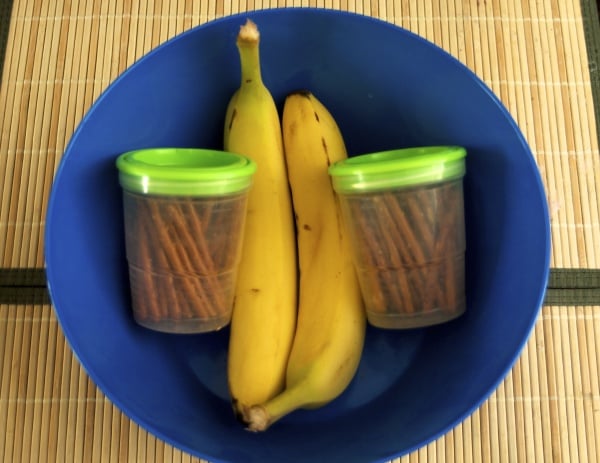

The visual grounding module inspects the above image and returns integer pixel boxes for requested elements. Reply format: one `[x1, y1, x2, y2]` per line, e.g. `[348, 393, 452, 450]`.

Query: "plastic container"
[329, 146, 467, 329]
[116, 148, 256, 333]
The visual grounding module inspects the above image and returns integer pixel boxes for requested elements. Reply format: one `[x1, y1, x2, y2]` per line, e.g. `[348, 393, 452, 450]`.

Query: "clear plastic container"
[116, 148, 256, 333]
[329, 146, 467, 329]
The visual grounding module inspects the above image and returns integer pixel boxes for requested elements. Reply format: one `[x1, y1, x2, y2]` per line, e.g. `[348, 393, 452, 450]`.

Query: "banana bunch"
[241, 91, 367, 431]
[224, 19, 298, 418]
[224, 20, 366, 430]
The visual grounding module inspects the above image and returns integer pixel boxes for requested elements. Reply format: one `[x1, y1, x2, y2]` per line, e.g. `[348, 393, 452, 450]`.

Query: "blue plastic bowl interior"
[45, 8, 550, 463]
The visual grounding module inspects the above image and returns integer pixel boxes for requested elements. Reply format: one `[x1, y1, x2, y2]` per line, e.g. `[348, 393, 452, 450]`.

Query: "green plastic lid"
[328, 146, 466, 193]
[116, 148, 256, 196]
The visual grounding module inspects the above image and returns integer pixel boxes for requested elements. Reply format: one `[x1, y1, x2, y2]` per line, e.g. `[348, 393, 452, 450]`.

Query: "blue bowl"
[45, 8, 550, 463]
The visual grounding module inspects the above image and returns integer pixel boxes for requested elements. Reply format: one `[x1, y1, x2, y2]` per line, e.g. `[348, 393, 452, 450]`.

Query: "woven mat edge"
[0, 268, 599, 306]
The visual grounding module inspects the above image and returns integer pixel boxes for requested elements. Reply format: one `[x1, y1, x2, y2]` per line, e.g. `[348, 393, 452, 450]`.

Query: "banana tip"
[244, 405, 271, 432]
[231, 399, 271, 432]
[287, 89, 313, 99]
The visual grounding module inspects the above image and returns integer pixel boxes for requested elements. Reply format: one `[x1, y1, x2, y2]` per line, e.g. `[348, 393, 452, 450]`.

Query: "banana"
[241, 91, 366, 431]
[224, 20, 297, 419]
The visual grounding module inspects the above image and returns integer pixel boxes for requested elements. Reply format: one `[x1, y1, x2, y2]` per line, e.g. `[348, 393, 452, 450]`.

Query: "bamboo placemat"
[1, 303, 599, 462]
[1, 0, 600, 462]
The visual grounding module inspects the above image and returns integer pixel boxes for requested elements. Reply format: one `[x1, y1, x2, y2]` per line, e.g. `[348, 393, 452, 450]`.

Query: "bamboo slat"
[1, 304, 599, 462]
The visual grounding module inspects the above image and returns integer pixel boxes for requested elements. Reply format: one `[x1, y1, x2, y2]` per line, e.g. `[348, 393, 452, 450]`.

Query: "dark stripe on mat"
[544, 269, 600, 305]
[581, 0, 600, 148]
[0, 0, 14, 85]
[1, 268, 599, 306]
[0, 268, 47, 286]
[0, 268, 51, 304]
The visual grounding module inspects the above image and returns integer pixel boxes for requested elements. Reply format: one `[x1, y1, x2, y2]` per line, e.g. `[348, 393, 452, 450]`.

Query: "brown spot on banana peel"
[228, 108, 237, 131]
[286, 120, 298, 140]
[231, 398, 245, 424]
[321, 137, 331, 164]
[303, 224, 311, 231]
[333, 195, 345, 244]
[314, 111, 320, 122]
[287, 89, 312, 99]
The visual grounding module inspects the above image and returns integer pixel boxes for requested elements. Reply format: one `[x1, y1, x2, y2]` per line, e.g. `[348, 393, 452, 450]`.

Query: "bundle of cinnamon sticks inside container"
[123, 192, 247, 333]
[342, 180, 466, 328]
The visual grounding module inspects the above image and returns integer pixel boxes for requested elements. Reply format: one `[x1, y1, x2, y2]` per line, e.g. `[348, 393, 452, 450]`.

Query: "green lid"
[328, 146, 466, 193]
[116, 148, 256, 196]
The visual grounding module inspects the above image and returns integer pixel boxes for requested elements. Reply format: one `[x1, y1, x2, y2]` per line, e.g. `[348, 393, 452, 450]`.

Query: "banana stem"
[237, 20, 263, 85]
[243, 384, 309, 432]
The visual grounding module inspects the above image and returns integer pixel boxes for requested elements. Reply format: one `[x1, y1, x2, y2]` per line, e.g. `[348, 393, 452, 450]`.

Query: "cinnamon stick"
[142, 202, 185, 321]
[126, 197, 149, 323]
[123, 187, 248, 332]
[164, 202, 218, 319]
[135, 214, 161, 322]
